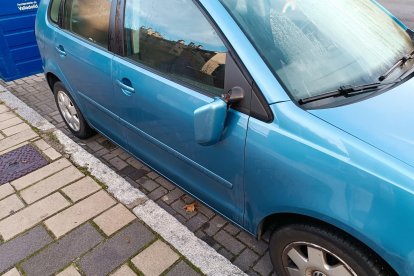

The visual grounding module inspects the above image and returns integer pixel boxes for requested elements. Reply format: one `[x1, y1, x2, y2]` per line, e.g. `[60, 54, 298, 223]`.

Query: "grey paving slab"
[21, 223, 103, 276]
[214, 230, 246, 255]
[234, 248, 260, 272]
[165, 261, 201, 276]
[0, 225, 52, 273]
[78, 221, 154, 276]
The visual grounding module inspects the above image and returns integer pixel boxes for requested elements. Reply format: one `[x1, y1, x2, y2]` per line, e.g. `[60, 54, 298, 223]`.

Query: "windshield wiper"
[378, 49, 414, 82]
[298, 81, 398, 105]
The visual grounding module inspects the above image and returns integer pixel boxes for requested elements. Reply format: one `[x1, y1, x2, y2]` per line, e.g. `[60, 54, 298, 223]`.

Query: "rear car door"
[112, 0, 251, 223]
[54, 0, 126, 147]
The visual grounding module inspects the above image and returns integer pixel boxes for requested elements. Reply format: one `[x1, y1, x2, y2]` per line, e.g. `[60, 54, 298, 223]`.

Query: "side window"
[124, 0, 228, 96]
[63, 0, 112, 48]
[49, 0, 62, 24]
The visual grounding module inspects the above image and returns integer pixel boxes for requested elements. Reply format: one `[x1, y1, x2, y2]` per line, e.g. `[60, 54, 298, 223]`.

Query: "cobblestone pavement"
[1, 2, 412, 275]
[0, 103, 202, 276]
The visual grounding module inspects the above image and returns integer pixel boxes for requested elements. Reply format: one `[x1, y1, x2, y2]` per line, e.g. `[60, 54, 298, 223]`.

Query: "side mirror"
[194, 98, 228, 146]
[194, 87, 245, 146]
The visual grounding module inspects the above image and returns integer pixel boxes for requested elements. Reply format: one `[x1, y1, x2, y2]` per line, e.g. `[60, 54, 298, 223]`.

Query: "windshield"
[219, 0, 414, 101]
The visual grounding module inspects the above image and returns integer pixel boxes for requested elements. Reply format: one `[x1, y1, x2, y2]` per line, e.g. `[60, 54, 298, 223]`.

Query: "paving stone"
[11, 159, 71, 190]
[0, 129, 37, 152]
[0, 183, 14, 200]
[78, 221, 154, 276]
[42, 147, 62, 161]
[45, 190, 116, 238]
[132, 240, 179, 276]
[161, 188, 184, 204]
[165, 261, 200, 276]
[156, 177, 175, 190]
[2, 268, 21, 276]
[0, 195, 25, 220]
[0, 225, 52, 273]
[197, 203, 215, 219]
[126, 157, 144, 169]
[0, 193, 69, 241]
[237, 231, 268, 255]
[253, 252, 273, 276]
[56, 265, 81, 276]
[20, 166, 84, 204]
[93, 204, 136, 236]
[172, 200, 198, 221]
[0, 117, 23, 130]
[214, 230, 246, 255]
[2, 124, 31, 136]
[33, 139, 50, 151]
[108, 157, 128, 170]
[61, 177, 101, 202]
[21, 223, 103, 276]
[137, 178, 159, 192]
[203, 215, 227, 236]
[218, 247, 235, 262]
[147, 186, 168, 201]
[0, 112, 15, 122]
[0, 105, 9, 114]
[224, 223, 241, 236]
[119, 166, 148, 180]
[186, 213, 209, 232]
[110, 264, 136, 276]
[0, 142, 29, 156]
[233, 248, 260, 272]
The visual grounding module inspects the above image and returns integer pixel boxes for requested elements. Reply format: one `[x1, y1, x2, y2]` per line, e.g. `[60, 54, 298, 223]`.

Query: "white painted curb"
[0, 84, 246, 276]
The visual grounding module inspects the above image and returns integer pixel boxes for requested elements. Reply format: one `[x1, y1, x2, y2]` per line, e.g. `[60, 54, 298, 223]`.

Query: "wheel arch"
[45, 72, 61, 92]
[258, 212, 397, 275]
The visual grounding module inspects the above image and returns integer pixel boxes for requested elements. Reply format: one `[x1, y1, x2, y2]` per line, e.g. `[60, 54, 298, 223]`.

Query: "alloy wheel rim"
[282, 242, 357, 276]
[57, 91, 80, 132]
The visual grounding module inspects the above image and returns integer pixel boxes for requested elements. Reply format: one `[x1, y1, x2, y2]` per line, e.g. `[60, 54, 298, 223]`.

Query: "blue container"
[0, 0, 43, 81]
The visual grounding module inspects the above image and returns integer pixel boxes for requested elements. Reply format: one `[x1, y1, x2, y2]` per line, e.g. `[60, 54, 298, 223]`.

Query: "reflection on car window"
[124, 0, 228, 96]
[63, 0, 112, 48]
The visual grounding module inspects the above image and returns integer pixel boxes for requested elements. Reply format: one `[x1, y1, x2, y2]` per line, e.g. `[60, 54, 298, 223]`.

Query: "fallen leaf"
[183, 202, 197, 213]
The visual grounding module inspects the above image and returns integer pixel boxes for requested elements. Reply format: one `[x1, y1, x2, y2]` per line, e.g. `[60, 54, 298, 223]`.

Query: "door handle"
[55, 45, 67, 56]
[116, 79, 135, 95]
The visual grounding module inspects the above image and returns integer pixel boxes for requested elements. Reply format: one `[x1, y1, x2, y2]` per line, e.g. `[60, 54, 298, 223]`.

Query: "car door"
[54, 0, 126, 147]
[112, 0, 251, 223]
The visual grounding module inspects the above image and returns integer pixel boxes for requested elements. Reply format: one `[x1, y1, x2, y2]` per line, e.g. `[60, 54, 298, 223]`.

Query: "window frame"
[47, 0, 63, 26]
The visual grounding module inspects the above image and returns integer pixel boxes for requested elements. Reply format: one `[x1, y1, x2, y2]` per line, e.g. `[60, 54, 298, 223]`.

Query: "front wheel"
[269, 223, 394, 276]
[54, 82, 95, 139]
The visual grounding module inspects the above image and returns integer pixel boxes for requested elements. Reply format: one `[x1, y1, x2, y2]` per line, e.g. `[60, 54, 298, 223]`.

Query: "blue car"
[36, 0, 414, 275]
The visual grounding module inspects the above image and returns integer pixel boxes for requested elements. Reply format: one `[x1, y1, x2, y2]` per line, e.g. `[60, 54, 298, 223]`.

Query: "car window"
[63, 0, 112, 48]
[49, 0, 62, 24]
[123, 0, 228, 96]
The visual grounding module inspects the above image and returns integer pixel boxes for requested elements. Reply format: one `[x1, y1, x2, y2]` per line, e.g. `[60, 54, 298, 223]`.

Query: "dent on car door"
[111, 0, 253, 223]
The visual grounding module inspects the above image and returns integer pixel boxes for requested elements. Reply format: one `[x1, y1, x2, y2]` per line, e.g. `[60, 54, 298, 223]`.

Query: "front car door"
[112, 0, 251, 223]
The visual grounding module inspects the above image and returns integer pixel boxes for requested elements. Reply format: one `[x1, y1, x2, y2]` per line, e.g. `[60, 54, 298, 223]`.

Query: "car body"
[36, 0, 414, 274]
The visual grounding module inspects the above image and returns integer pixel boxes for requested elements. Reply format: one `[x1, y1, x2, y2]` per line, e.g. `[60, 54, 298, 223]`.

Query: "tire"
[269, 223, 394, 276]
[53, 82, 95, 139]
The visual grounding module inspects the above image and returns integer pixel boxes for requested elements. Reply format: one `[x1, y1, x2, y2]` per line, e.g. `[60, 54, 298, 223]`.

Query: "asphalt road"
[379, 0, 414, 29]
